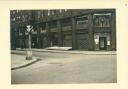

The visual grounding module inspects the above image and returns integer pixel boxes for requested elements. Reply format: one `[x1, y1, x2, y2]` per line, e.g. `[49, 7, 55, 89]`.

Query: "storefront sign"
[107, 41, 110, 45]
[94, 35, 99, 44]
[95, 39, 99, 44]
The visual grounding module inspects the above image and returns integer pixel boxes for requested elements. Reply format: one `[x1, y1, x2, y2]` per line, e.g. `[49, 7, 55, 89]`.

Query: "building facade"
[10, 9, 116, 51]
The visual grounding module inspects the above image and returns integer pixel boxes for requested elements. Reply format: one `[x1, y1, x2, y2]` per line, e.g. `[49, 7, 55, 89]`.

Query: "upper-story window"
[11, 18, 15, 22]
[50, 21, 57, 28]
[18, 16, 20, 19]
[59, 9, 67, 13]
[41, 11, 44, 17]
[16, 10, 19, 13]
[22, 15, 26, 22]
[76, 15, 88, 25]
[59, 9, 62, 13]
[37, 11, 41, 18]
[13, 18, 15, 21]
[12, 11, 15, 14]
[51, 10, 54, 15]
[61, 19, 72, 26]
[28, 13, 31, 20]
[64, 9, 67, 12]
[48, 10, 50, 16]
[93, 13, 111, 27]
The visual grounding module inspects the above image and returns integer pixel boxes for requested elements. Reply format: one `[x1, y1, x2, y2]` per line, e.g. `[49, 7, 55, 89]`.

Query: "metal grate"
[77, 34, 89, 50]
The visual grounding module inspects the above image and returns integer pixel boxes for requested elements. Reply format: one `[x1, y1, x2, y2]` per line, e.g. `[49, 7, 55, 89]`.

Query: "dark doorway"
[99, 37, 107, 50]
[51, 33, 58, 46]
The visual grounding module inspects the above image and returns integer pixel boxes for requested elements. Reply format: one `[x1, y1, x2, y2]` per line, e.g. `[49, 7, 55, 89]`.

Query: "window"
[51, 10, 55, 15]
[61, 19, 72, 26]
[13, 11, 15, 14]
[48, 10, 50, 16]
[37, 11, 41, 18]
[41, 11, 44, 17]
[50, 21, 57, 28]
[59, 9, 67, 13]
[59, 9, 62, 13]
[13, 18, 15, 22]
[64, 9, 67, 12]
[94, 13, 111, 27]
[76, 15, 88, 25]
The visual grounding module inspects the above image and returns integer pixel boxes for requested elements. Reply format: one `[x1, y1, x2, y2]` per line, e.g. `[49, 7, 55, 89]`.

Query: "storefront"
[93, 13, 113, 51]
[11, 9, 116, 51]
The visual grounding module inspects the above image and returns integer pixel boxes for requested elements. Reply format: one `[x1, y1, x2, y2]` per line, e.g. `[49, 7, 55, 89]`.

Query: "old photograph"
[10, 9, 117, 84]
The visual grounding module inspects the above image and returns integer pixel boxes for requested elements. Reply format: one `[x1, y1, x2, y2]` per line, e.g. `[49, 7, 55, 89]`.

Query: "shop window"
[76, 15, 89, 29]
[76, 16, 88, 24]
[61, 19, 72, 26]
[77, 20, 88, 25]
[50, 21, 57, 28]
[94, 13, 111, 27]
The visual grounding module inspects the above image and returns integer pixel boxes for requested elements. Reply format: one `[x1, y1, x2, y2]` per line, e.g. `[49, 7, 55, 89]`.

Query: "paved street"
[11, 51, 117, 84]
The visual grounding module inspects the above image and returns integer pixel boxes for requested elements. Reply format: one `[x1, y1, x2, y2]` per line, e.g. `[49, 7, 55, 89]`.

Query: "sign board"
[107, 41, 110, 45]
[94, 35, 99, 44]
[95, 39, 99, 44]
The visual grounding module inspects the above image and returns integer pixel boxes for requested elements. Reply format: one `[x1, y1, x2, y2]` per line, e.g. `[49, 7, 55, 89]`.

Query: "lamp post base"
[26, 51, 33, 60]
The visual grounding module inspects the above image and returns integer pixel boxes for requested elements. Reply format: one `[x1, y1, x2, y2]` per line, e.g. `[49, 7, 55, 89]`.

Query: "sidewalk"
[13, 48, 116, 55]
[11, 54, 40, 70]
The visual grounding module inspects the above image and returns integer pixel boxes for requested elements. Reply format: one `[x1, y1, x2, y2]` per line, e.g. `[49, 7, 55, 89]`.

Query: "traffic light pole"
[26, 25, 33, 60]
[28, 33, 31, 49]
[26, 33, 32, 60]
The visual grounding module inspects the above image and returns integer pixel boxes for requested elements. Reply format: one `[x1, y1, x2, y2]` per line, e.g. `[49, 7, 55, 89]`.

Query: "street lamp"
[26, 25, 34, 60]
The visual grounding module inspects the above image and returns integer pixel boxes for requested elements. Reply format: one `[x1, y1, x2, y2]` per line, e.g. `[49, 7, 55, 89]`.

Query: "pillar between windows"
[72, 17, 77, 50]
[88, 14, 94, 50]
[46, 22, 50, 47]
[111, 12, 116, 51]
[57, 20, 63, 47]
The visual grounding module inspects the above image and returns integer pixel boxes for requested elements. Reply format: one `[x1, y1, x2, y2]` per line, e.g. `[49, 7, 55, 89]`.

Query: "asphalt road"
[11, 51, 117, 84]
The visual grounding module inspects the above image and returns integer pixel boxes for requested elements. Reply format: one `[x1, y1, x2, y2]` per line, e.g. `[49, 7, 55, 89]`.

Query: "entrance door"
[62, 34, 72, 47]
[99, 37, 107, 50]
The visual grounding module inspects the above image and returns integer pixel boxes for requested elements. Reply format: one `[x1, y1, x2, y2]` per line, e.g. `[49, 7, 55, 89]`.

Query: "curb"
[12, 49, 116, 55]
[11, 58, 41, 70]
[32, 50, 116, 55]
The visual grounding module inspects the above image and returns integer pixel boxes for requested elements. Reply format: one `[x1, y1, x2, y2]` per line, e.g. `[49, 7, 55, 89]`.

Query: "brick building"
[10, 9, 116, 51]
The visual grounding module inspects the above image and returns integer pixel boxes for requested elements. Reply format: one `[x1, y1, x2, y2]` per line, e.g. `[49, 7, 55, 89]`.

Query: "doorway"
[99, 37, 107, 50]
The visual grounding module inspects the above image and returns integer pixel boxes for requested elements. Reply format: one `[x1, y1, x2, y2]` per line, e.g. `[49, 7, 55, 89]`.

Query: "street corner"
[11, 56, 41, 70]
